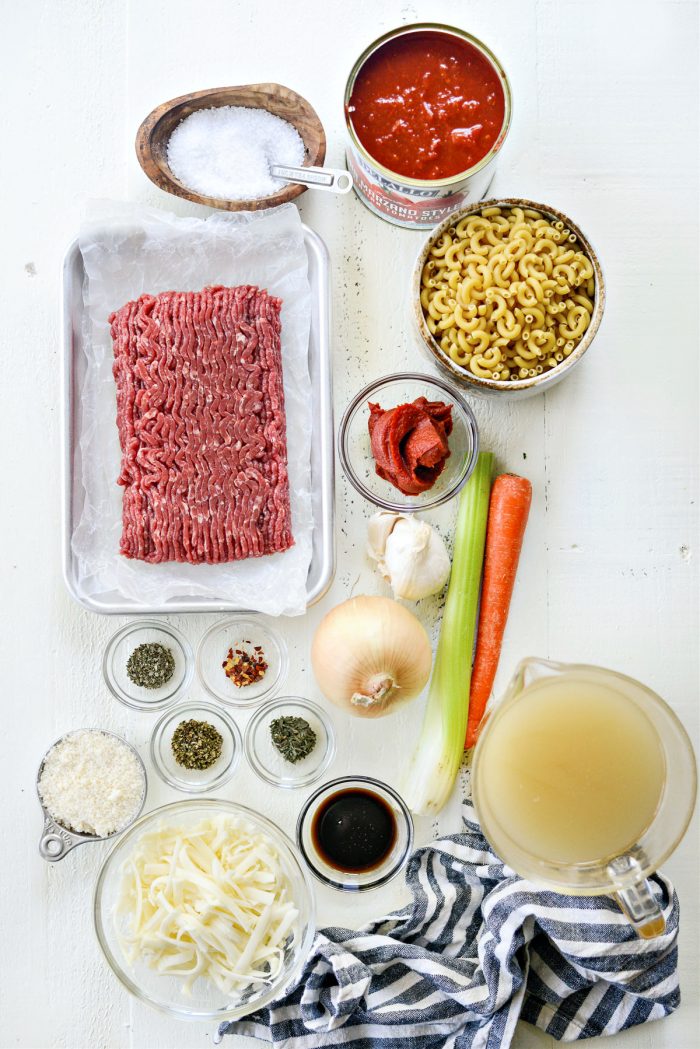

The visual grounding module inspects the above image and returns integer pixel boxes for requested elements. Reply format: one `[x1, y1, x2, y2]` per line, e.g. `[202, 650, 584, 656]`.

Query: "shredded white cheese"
[38, 730, 144, 837]
[116, 814, 300, 997]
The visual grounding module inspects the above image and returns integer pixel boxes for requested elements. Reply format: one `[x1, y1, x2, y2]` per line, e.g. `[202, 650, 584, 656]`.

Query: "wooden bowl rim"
[135, 83, 327, 212]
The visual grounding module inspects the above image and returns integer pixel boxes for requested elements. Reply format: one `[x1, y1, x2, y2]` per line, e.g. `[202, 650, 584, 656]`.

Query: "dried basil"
[270, 716, 316, 764]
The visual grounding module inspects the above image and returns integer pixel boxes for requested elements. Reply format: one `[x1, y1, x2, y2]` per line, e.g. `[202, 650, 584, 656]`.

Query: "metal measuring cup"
[37, 729, 147, 862]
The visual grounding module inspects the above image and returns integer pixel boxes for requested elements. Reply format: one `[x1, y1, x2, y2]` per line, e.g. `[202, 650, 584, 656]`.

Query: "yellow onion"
[311, 595, 432, 718]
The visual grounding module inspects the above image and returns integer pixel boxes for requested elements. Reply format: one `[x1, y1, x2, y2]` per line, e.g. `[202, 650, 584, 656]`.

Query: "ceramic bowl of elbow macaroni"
[412, 199, 606, 398]
[94, 799, 315, 1021]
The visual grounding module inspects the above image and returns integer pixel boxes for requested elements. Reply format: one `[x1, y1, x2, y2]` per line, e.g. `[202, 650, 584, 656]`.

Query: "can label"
[346, 145, 492, 229]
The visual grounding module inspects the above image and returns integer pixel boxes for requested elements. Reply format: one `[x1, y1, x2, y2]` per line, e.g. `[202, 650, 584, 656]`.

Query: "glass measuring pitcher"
[471, 658, 697, 937]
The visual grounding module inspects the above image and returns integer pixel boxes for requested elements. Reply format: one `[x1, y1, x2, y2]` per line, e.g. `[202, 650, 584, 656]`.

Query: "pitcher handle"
[608, 855, 665, 938]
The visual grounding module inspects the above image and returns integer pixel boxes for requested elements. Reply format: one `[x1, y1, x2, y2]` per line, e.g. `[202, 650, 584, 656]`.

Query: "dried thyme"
[171, 719, 223, 771]
[126, 642, 175, 689]
[270, 716, 316, 764]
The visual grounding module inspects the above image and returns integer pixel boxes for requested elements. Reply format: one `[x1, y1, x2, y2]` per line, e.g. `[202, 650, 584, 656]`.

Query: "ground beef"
[109, 285, 293, 564]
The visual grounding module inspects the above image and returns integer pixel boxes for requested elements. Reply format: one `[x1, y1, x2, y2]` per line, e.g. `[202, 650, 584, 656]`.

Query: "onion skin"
[311, 595, 432, 718]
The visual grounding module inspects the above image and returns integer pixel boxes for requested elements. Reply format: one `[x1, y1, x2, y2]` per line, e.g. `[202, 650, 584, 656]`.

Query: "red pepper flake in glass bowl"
[197, 617, 288, 709]
[223, 642, 269, 688]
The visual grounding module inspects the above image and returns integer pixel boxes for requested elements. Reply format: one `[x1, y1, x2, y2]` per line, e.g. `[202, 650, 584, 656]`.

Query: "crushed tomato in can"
[344, 24, 512, 229]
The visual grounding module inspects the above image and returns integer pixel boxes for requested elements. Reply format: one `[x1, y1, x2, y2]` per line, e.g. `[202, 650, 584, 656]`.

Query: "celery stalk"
[403, 452, 493, 815]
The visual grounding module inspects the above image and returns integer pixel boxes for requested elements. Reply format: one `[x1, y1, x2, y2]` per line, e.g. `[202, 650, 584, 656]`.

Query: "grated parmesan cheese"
[38, 730, 145, 837]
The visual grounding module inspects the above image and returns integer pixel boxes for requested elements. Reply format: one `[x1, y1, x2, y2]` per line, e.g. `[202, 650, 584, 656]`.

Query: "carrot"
[465, 473, 532, 750]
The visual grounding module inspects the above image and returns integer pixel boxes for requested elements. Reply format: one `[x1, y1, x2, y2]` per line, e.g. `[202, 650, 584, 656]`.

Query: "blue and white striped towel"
[218, 800, 679, 1047]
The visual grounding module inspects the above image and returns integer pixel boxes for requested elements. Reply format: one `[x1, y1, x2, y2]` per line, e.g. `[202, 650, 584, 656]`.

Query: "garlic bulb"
[311, 595, 432, 718]
[367, 512, 451, 601]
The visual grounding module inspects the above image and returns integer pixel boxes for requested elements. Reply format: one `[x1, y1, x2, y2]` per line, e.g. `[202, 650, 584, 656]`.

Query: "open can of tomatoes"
[344, 24, 512, 229]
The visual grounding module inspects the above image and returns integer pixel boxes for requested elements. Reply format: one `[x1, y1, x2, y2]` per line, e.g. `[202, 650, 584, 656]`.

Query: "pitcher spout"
[507, 656, 568, 698]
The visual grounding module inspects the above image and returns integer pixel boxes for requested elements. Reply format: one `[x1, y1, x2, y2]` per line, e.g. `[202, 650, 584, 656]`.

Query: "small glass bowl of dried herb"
[244, 697, 335, 789]
[150, 702, 242, 793]
[104, 621, 193, 712]
[127, 642, 175, 690]
[197, 617, 288, 708]
[171, 719, 223, 770]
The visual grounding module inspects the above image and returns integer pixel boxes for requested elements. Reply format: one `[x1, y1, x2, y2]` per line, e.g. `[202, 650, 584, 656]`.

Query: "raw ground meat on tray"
[109, 284, 294, 565]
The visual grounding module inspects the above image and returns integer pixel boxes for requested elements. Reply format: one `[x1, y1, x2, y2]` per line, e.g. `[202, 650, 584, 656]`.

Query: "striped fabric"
[218, 801, 679, 1047]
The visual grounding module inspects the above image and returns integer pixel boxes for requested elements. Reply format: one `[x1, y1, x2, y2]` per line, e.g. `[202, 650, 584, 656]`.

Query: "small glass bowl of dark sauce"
[296, 776, 414, 891]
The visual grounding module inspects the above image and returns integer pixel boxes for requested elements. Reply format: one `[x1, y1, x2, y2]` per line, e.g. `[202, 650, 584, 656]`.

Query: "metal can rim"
[344, 22, 513, 189]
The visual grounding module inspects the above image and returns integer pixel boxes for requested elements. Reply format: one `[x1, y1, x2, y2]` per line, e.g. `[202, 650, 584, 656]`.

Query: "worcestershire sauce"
[311, 788, 397, 873]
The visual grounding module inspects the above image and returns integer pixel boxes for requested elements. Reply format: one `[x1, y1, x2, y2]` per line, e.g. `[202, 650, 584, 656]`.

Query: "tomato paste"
[348, 30, 505, 181]
[368, 397, 453, 496]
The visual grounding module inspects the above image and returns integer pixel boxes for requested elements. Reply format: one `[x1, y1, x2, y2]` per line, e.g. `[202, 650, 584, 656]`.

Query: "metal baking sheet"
[61, 224, 335, 615]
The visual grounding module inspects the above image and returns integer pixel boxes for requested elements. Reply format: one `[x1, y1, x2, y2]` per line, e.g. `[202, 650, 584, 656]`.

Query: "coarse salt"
[38, 730, 144, 837]
[167, 105, 306, 201]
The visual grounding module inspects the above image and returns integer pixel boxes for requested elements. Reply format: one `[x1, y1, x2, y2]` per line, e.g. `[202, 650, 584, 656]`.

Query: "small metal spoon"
[270, 164, 353, 194]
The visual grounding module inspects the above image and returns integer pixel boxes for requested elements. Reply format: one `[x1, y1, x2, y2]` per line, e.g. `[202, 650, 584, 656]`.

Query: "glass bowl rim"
[296, 775, 415, 892]
[244, 695, 336, 789]
[103, 619, 194, 712]
[149, 700, 243, 794]
[93, 797, 316, 1021]
[196, 616, 289, 708]
[337, 370, 480, 511]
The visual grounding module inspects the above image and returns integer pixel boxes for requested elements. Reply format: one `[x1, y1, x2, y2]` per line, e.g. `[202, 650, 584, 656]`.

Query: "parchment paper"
[73, 201, 313, 615]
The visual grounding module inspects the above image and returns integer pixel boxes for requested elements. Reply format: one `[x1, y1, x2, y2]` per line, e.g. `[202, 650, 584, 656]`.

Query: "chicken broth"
[474, 673, 666, 868]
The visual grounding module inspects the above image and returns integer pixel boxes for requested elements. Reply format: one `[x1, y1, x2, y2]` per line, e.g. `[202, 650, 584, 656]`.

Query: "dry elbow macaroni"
[420, 207, 595, 381]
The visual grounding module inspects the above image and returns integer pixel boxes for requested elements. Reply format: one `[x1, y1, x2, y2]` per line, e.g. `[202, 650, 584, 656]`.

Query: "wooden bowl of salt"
[136, 84, 326, 211]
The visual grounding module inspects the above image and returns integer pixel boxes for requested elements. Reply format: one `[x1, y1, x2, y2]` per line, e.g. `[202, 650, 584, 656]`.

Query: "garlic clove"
[366, 511, 401, 563]
[384, 517, 451, 601]
[366, 511, 451, 601]
[367, 511, 404, 582]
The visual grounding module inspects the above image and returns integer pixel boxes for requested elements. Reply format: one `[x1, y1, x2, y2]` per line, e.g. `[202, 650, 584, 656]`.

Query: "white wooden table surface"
[1, 1, 698, 1046]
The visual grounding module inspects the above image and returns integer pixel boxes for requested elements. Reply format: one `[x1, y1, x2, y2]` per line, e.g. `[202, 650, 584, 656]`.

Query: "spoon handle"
[270, 164, 353, 194]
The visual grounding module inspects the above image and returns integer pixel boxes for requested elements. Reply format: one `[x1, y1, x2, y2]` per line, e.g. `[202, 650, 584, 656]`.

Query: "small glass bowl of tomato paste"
[338, 372, 479, 512]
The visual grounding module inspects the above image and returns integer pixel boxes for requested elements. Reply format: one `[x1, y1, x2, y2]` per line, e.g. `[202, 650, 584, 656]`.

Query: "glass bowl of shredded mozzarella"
[94, 799, 315, 1021]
